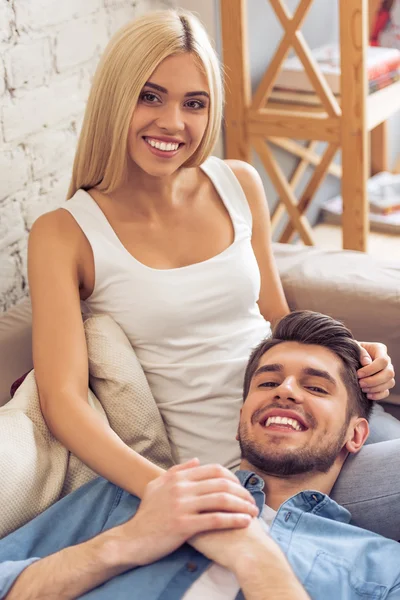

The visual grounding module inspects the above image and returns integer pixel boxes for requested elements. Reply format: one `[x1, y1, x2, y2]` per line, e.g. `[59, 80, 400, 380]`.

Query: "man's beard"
[238, 420, 349, 477]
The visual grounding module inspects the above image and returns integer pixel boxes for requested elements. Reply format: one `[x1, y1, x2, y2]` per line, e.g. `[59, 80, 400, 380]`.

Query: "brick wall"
[0, 0, 174, 312]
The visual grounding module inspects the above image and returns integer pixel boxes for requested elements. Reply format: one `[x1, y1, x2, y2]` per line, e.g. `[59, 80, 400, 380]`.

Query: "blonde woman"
[28, 10, 397, 535]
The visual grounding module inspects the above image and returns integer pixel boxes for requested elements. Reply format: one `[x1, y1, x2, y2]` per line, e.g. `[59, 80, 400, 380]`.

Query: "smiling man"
[238, 309, 372, 495]
[1, 311, 400, 600]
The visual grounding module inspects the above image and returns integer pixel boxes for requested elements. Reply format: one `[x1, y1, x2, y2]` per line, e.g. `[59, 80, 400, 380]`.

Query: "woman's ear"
[345, 418, 369, 454]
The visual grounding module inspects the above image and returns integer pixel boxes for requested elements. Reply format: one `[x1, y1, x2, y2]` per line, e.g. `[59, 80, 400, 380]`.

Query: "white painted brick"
[55, 15, 109, 72]
[0, 2, 14, 43]
[0, 58, 5, 96]
[28, 128, 76, 180]
[135, 0, 174, 15]
[2, 75, 86, 142]
[17, 238, 29, 291]
[0, 197, 26, 252]
[107, 4, 138, 36]
[15, 0, 103, 31]
[104, 0, 135, 7]
[4, 39, 52, 90]
[23, 175, 70, 229]
[0, 147, 30, 201]
[0, 245, 28, 312]
[0, 251, 20, 308]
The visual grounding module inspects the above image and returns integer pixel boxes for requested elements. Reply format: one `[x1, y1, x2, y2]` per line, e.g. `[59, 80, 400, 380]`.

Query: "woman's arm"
[6, 461, 257, 600]
[28, 210, 163, 498]
[225, 160, 290, 324]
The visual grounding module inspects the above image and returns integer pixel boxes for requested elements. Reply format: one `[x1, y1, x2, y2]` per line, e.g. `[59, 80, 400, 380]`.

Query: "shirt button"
[312, 494, 318, 502]
[186, 562, 198, 573]
[249, 477, 258, 485]
[285, 511, 292, 522]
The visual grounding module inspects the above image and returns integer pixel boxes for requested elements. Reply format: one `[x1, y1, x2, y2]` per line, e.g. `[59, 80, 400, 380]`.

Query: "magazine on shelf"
[270, 69, 400, 106]
[274, 43, 400, 94]
[321, 196, 400, 234]
[320, 173, 400, 233]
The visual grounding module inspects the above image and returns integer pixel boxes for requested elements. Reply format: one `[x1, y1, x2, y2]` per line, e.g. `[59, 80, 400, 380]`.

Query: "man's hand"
[190, 516, 278, 572]
[119, 459, 259, 566]
[357, 341, 395, 400]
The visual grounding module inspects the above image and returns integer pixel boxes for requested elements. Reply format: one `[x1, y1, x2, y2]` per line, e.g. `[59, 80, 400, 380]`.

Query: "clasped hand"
[119, 459, 271, 570]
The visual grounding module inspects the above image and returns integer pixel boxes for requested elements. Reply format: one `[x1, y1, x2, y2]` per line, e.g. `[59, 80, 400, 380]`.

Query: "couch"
[1, 242, 399, 418]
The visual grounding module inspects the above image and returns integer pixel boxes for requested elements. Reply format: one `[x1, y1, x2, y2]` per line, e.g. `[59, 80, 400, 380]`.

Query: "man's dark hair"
[243, 310, 373, 420]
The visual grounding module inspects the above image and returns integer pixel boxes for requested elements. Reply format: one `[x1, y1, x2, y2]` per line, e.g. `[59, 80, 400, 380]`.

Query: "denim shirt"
[1, 471, 400, 599]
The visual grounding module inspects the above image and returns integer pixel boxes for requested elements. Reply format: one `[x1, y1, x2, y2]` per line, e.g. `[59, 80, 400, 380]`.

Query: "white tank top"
[63, 156, 271, 470]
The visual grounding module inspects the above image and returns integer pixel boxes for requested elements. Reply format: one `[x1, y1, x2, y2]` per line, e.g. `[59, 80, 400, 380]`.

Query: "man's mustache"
[250, 402, 317, 429]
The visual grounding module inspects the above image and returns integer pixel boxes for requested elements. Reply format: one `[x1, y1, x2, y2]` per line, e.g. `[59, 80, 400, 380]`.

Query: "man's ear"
[345, 418, 369, 454]
[236, 407, 243, 441]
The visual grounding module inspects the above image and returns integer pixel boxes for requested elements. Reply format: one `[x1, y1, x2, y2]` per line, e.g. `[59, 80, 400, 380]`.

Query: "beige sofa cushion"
[0, 313, 173, 538]
[84, 314, 174, 474]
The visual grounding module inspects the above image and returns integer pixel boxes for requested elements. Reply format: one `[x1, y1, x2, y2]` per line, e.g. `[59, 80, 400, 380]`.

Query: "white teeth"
[146, 138, 180, 152]
[264, 416, 302, 431]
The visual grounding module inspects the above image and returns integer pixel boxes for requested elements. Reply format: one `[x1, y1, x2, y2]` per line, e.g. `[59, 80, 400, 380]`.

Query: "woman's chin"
[131, 157, 184, 178]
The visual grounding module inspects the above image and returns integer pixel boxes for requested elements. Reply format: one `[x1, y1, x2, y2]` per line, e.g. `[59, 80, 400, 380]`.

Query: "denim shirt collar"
[235, 470, 266, 516]
[235, 470, 352, 524]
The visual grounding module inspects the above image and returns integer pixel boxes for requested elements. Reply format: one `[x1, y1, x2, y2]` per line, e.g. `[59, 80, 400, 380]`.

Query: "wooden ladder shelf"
[220, 0, 400, 251]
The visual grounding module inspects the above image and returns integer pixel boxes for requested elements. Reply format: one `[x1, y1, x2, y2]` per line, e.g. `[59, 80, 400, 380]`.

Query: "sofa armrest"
[273, 243, 400, 404]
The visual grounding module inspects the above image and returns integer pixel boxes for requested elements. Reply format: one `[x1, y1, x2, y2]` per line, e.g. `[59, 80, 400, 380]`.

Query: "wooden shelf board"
[247, 109, 340, 142]
[367, 81, 400, 131]
[265, 99, 327, 113]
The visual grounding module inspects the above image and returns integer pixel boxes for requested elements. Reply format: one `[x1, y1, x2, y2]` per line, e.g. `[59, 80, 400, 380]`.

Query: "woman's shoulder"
[223, 158, 259, 180]
[30, 207, 80, 240]
[29, 207, 87, 262]
[29, 207, 94, 293]
[223, 159, 268, 215]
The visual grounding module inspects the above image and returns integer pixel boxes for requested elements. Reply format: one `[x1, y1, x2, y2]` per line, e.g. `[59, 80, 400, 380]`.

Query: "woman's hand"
[357, 342, 396, 400]
[120, 459, 259, 567]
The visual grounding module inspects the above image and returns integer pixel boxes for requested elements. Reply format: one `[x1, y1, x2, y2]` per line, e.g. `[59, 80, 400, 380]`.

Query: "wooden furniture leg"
[340, 0, 369, 252]
[371, 121, 389, 176]
[220, 0, 251, 162]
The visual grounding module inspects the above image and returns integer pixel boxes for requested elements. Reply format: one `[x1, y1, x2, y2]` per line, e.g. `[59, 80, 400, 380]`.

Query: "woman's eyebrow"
[144, 81, 209, 98]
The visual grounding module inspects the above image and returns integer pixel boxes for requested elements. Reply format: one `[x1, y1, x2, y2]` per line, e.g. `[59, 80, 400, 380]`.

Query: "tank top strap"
[62, 189, 119, 245]
[200, 156, 253, 230]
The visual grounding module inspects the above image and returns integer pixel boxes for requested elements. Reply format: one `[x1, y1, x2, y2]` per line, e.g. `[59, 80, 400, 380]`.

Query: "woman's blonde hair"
[67, 9, 223, 199]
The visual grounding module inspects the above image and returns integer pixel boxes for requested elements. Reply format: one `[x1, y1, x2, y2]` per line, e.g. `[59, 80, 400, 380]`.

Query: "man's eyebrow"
[302, 367, 337, 387]
[254, 364, 283, 377]
[144, 81, 210, 98]
[253, 364, 337, 387]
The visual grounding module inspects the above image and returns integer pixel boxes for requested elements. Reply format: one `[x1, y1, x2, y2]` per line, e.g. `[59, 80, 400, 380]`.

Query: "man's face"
[238, 342, 359, 476]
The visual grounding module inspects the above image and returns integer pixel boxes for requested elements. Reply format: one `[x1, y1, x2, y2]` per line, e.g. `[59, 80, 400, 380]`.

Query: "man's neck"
[240, 459, 343, 511]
